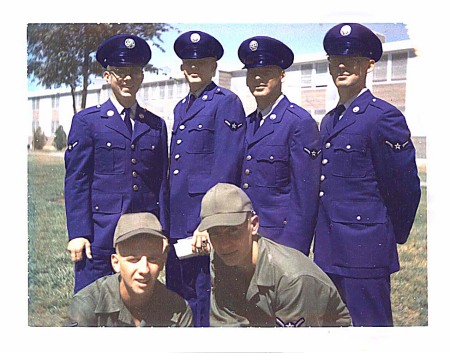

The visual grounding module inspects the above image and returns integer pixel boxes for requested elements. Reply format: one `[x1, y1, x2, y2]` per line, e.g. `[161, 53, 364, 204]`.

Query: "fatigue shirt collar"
[93, 273, 135, 325]
[246, 236, 275, 300]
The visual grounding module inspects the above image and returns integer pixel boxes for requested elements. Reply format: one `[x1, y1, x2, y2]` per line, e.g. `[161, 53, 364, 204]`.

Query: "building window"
[374, 55, 388, 82]
[301, 64, 312, 88]
[391, 52, 408, 81]
[52, 95, 60, 109]
[32, 98, 40, 110]
[315, 62, 329, 87]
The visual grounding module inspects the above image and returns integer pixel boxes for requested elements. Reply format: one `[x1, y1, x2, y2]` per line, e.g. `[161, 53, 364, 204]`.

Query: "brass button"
[133, 185, 139, 191]
[322, 159, 328, 165]
[246, 155, 252, 161]
[325, 142, 331, 149]
[245, 169, 250, 175]
[131, 158, 137, 164]
[243, 183, 249, 189]
[320, 175, 325, 181]
[131, 144, 135, 150]
[132, 171, 137, 177]
[174, 154, 180, 160]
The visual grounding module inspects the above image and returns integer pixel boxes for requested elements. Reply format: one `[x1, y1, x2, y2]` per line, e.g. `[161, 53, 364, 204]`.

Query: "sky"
[27, 23, 410, 91]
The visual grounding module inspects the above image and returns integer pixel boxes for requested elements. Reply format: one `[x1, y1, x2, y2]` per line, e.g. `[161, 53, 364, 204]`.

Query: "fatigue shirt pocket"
[255, 145, 289, 187]
[330, 200, 390, 268]
[331, 134, 369, 178]
[186, 117, 215, 154]
[95, 133, 126, 175]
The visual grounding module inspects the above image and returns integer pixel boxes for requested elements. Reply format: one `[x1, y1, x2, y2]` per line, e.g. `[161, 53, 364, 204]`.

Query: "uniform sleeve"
[371, 106, 421, 244]
[282, 115, 321, 255]
[211, 93, 246, 184]
[275, 275, 351, 327]
[157, 120, 170, 235]
[64, 114, 94, 242]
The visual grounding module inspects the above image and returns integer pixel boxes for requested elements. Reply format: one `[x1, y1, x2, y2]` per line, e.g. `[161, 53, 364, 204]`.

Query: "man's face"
[208, 215, 258, 268]
[104, 66, 144, 102]
[328, 55, 374, 91]
[181, 58, 217, 89]
[111, 235, 167, 300]
[246, 65, 284, 100]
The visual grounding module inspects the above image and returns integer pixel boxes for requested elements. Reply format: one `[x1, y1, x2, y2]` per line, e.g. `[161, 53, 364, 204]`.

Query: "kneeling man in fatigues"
[198, 183, 351, 327]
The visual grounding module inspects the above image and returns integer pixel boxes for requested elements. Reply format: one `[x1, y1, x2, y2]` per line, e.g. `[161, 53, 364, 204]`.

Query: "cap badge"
[124, 38, 136, 49]
[190, 33, 201, 43]
[249, 40, 258, 51]
[340, 25, 352, 36]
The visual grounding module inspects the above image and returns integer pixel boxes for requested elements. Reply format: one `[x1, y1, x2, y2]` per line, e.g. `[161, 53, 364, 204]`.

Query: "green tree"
[27, 23, 176, 114]
[53, 125, 67, 151]
[33, 126, 47, 150]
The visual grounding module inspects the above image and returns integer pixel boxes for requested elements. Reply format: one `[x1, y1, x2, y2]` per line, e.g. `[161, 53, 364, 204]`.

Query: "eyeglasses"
[107, 67, 143, 79]
[327, 56, 368, 68]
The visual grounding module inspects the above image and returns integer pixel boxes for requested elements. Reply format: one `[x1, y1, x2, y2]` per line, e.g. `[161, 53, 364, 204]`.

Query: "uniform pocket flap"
[91, 193, 123, 214]
[96, 134, 126, 150]
[333, 134, 367, 153]
[255, 145, 289, 162]
[330, 201, 387, 224]
[187, 116, 215, 132]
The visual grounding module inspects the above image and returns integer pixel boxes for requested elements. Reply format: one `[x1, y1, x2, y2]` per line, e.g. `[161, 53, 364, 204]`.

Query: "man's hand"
[191, 228, 211, 255]
[67, 238, 92, 262]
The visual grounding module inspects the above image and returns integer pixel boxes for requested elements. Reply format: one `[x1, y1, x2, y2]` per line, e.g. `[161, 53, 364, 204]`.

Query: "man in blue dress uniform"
[166, 30, 246, 326]
[237, 36, 321, 255]
[64, 34, 169, 293]
[314, 23, 421, 326]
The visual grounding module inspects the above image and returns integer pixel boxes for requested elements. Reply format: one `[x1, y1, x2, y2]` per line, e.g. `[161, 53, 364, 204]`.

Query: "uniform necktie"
[254, 112, 263, 134]
[333, 104, 346, 127]
[186, 93, 196, 111]
[123, 108, 132, 135]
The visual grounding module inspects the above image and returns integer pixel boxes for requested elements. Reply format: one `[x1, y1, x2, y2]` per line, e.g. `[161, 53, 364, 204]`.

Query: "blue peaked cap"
[96, 34, 151, 68]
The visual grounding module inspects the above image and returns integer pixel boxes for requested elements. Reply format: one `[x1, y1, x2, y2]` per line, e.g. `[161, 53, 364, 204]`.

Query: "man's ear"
[250, 214, 259, 235]
[111, 253, 120, 273]
[366, 59, 375, 74]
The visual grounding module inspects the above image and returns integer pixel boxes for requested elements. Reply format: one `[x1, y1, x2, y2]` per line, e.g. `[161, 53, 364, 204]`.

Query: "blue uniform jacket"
[314, 90, 421, 278]
[64, 99, 169, 250]
[169, 82, 246, 239]
[241, 96, 321, 255]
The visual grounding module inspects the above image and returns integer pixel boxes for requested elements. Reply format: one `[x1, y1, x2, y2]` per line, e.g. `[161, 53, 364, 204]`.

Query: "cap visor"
[198, 212, 248, 232]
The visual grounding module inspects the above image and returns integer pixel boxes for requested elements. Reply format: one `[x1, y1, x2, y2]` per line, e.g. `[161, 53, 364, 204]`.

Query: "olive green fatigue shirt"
[210, 236, 351, 327]
[68, 273, 193, 327]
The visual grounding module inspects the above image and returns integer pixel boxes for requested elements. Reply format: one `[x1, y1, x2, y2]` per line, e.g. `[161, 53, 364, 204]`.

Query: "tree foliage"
[53, 125, 67, 150]
[27, 23, 176, 113]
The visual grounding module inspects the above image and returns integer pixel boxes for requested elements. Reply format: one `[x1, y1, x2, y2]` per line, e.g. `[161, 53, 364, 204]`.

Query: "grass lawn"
[27, 152, 428, 327]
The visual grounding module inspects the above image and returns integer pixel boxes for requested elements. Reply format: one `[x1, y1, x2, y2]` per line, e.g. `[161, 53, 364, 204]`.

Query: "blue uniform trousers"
[328, 273, 393, 326]
[166, 248, 211, 327]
